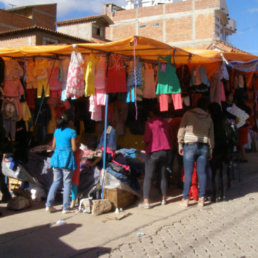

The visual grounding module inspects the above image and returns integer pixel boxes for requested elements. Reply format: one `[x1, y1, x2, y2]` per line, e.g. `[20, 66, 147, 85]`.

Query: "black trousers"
[143, 150, 170, 199]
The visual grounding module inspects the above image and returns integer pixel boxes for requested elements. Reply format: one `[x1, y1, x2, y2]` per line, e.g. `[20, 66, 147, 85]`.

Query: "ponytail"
[56, 111, 73, 130]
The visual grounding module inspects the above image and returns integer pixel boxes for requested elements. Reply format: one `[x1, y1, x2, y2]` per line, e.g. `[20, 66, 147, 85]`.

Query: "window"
[92, 24, 104, 38]
[42, 37, 58, 45]
[152, 23, 160, 27]
[139, 24, 146, 28]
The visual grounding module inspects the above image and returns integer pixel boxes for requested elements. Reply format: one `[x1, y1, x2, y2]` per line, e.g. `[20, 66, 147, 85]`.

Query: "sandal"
[198, 198, 205, 207]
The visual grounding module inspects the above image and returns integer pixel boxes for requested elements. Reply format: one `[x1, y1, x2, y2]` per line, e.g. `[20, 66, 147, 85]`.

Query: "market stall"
[0, 35, 257, 210]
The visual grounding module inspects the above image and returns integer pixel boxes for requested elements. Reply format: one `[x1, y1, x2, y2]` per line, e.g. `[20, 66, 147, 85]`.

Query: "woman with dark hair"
[209, 102, 228, 201]
[177, 97, 214, 207]
[45, 111, 77, 213]
[139, 104, 172, 209]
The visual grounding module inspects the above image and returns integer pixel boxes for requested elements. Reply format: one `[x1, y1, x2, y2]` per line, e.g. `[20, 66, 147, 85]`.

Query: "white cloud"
[0, 0, 126, 18]
[248, 8, 258, 13]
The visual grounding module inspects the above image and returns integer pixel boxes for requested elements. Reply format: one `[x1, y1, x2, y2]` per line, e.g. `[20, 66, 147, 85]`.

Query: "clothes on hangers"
[85, 53, 98, 97]
[25, 60, 37, 89]
[60, 57, 70, 101]
[156, 56, 181, 95]
[106, 55, 127, 93]
[34, 58, 49, 98]
[66, 51, 85, 99]
[2, 99, 18, 141]
[143, 63, 156, 99]
[176, 65, 191, 93]
[48, 60, 62, 98]
[191, 65, 210, 87]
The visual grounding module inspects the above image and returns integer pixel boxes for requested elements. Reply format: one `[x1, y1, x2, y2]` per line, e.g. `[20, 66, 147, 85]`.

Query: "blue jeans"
[46, 167, 73, 210]
[183, 143, 209, 199]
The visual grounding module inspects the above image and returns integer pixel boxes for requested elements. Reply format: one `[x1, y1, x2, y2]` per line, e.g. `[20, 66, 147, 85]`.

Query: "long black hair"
[57, 110, 74, 130]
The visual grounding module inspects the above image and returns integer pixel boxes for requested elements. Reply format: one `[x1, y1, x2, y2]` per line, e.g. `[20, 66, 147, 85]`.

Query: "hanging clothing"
[94, 55, 107, 90]
[48, 60, 62, 91]
[127, 57, 143, 88]
[89, 95, 102, 121]
[19, 101, 32, 131]
[4, 59, 23, 80]
[2, 99, 18, 141]
[220, 62, 229, 81]
[60, 57, 70, 101]
[66, 51, 85, 99]
[191, 65, 210, 86]
[3, 79, 24, 115]
[159, 94, 183, 112]
[34, 58, 49, 98]
[25, 60, 37, 89]
[25, 89, 36, 110]
[85, 54, 98, 97]
[176, 65, 191, 93]
[156, 56, 181, 95]
[143, 63, 156, 99]
[106, 55, 127, 93]
[0, 57, 4, 84]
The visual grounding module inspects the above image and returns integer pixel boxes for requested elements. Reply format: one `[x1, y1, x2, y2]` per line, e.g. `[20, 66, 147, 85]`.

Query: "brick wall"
[0, 10, 32, 31]
[32, 11, 56, 30]
[166, 16, 192, 42]
[165, 0, 192, 14]
[112, 23, 136, 41]
[195, 0, 220, 10]
[196, 13, 215, 39]
[138, 5, 163, 18]
[139, 20, 163, 42]
[111, 9, 136, 22]
[106, 0, 220, 48]
[0, 35, 36, 48]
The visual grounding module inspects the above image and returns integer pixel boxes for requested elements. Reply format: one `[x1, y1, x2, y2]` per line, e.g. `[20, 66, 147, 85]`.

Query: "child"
[182, 162, 198, 202]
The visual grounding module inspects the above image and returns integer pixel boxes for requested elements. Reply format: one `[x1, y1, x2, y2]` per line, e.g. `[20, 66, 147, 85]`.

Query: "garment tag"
[161, 63, 166, 72]
[106, 126, 112, 134]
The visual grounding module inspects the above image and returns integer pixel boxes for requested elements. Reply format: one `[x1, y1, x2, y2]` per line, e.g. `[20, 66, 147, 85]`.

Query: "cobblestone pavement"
[1, 154, 258, 258]
[97, 173, 258, 258]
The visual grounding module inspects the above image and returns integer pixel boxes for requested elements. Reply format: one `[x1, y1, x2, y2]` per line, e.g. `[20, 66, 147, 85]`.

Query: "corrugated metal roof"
[56, 14, 113, 26]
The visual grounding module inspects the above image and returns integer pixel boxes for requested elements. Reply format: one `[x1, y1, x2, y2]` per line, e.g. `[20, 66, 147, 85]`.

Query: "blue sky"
[0, 0, 257, 55]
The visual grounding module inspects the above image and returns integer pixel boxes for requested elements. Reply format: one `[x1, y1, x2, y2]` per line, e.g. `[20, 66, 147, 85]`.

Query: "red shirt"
[144, 117, 172, 154]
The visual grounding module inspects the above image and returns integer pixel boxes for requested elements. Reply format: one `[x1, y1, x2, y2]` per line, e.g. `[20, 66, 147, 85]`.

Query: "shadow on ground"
[0, 223, 111, 258]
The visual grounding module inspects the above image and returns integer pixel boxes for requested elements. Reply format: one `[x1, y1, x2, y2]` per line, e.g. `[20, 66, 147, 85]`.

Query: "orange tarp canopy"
[0, 36, 257, 76]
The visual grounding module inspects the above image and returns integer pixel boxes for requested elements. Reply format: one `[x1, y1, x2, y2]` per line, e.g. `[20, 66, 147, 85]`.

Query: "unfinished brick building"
[103, 0, 236, 49]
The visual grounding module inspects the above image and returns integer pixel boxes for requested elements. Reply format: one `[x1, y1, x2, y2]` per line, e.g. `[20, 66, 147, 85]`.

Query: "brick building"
[56, 15, 113, 43]
[104, 0, 237, 49]
[0, 3, 89, 48]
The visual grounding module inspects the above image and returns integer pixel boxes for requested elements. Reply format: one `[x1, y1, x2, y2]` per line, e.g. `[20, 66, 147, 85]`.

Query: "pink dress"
[66, 51, 85, 98]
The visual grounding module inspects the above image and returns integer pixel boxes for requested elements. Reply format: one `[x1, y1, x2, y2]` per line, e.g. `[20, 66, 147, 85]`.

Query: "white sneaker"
[138, 202, 150, 209]
[45, 206, 56, 213]
[62, 210, 69, 214]
[161, 200, 167, 205]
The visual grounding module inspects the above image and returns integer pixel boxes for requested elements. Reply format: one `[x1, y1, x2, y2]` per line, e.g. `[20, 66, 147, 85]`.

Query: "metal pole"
[101, 93, 109, 199]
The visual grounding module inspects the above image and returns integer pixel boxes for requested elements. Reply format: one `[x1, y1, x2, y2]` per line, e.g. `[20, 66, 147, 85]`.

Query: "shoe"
[45, 206, 56, 213]
[192, 199, 198, 204]
[179, 199, 189, 208]
[138, 202, 150, 209]
[198, 198, 205, 207]
[62, 210, 70, 214]
[161, 200, 167, 205]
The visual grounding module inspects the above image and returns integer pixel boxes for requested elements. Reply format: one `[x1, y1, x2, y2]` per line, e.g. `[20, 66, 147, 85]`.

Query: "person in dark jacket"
[209, 102, 229, 202]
